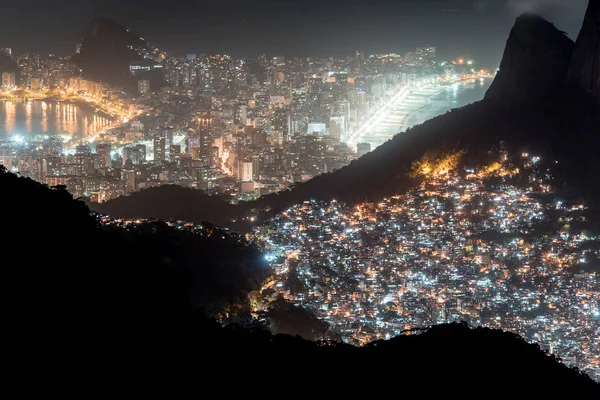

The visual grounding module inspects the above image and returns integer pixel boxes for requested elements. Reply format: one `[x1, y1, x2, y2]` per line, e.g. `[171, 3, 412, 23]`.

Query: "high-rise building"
[75, 144, 91, 155]
[135, 144, 146, 162]
[252, 155, 261, 180]
[153, 134, 166, 162]
[163, 128, 173, 160]
[123, 146, 142, 165]
[121, 169, 137, 194]
[357, 142, 371, 158]
[2, 72, 16, 89]
[415, 46, 437, 68]
[328, 120, 342, 141]
[239, 161, 253, 182]
[43, 138, 63, 156]
[0, 149, 13, 171]
[169, 144, 181, 162]
[41, 156, 61, 178]
[0, 48, 11, 56]
[137, 79, 150, 95]
[234, 104, 248, 125]
[95, 143, 111, 169]
[198, 117, 213, 160]
[186, 54, 197, 61]
[210, 146, 220, 168]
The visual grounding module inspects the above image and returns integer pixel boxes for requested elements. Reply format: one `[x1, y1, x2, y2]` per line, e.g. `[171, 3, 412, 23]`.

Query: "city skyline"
[0, 0, 590, 68]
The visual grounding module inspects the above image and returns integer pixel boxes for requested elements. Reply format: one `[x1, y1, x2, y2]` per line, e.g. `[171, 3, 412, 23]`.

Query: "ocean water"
[364, 78, 493, 149]
[0, 100, 113, 139]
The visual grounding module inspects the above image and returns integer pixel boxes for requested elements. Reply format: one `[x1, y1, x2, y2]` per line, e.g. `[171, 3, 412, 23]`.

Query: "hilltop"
[72, 18, 164, 92]
[92, 184, 236, 226]
[1, 166, 598, 393]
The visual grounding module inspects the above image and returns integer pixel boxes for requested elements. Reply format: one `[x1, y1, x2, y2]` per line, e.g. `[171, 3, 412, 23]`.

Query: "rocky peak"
[485, 13, 574, 101]
[566, 0, 600, 102]
[72, 18, 149, 90]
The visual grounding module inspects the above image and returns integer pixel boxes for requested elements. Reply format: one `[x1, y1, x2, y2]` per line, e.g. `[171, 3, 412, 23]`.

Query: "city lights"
[253, 153, 599, 379]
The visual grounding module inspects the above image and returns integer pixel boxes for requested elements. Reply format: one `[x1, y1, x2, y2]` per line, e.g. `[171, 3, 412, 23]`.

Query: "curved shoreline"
[0, 95, 118, 121]
[0, 98, 117, 138]
[368, 79, 492, 148]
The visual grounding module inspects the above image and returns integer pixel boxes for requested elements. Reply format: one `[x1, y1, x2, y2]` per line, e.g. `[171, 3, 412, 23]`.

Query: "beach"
[362, 78, 493, 149]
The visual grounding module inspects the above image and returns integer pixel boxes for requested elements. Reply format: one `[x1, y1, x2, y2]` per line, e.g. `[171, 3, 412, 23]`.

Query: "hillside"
[1, 166, 598, 392]
[92, 8, 600, 227]
[72, 18, 163, 92]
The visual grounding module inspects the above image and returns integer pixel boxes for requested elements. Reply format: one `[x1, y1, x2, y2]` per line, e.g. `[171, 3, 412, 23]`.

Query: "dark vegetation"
[2, 166, 599, 393]
[104, 220, 269, 318]
[72, 17, 164, 93]
[267, 296, 337, 341]
[93, 184, 236, 227]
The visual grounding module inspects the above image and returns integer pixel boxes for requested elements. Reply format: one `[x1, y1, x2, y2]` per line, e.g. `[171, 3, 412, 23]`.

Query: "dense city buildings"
[252, 153, 600, 380]
[0, 41, 491, 203]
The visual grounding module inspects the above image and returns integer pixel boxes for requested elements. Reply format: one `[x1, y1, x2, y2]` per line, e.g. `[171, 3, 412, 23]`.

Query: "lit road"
[345, 85, 413, 149]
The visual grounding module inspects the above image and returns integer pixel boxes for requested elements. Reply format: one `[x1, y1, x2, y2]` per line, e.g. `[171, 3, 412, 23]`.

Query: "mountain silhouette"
[485, 13, 574, 101]
[72, 18, 163, 92]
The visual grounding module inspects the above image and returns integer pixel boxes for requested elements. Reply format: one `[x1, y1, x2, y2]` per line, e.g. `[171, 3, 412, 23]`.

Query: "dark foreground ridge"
[2, 166, 599, 393]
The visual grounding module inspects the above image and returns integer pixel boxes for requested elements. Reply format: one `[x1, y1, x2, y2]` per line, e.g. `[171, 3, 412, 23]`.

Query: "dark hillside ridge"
[92, 184, 235, 226]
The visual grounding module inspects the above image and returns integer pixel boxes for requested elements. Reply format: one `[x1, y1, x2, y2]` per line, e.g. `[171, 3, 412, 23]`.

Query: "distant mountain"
[1, 165, 598, 392]
[567, 0, 600, 102]
[72, 18, 163, 92]
[485, 13, 574, 101]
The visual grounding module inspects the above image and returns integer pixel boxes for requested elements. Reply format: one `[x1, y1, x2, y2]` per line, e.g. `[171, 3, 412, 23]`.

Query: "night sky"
[0, 0, 589, 68]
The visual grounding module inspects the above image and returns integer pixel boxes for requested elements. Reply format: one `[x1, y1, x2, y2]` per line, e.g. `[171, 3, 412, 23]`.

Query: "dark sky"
[0, 0, 589, 68]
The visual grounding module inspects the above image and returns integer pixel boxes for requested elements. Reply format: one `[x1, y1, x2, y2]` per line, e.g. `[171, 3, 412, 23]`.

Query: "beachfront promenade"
[345, 72, 494, 150]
